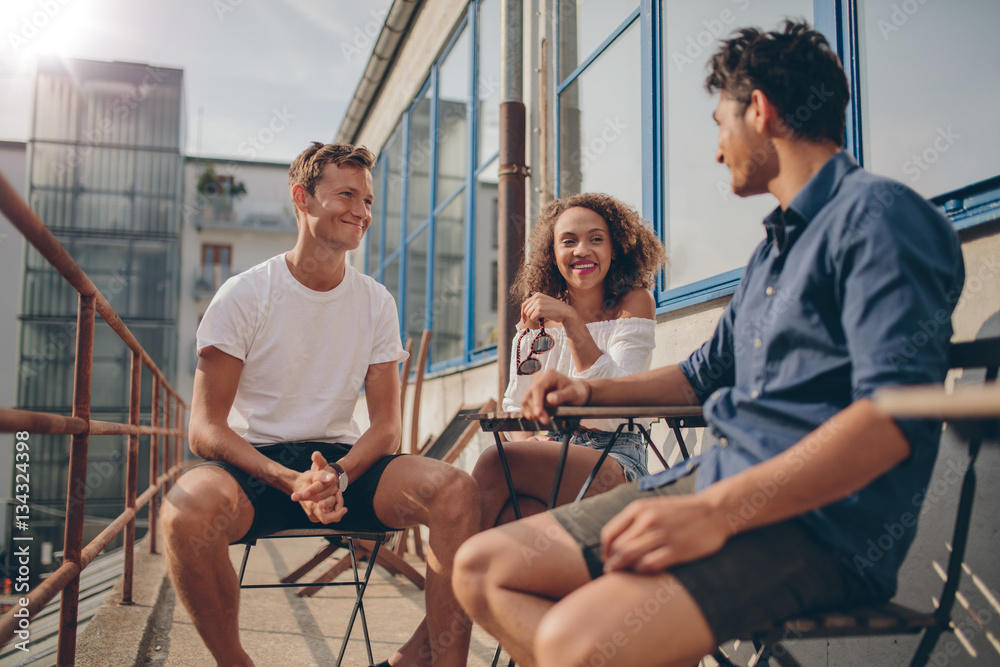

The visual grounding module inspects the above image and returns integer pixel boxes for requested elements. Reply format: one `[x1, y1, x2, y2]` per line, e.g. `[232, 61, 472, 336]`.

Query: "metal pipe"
[57, 293, 95, 666]
[497, 0, 527, 400]
[122, 351, 141, 604]
[149, 377, 161, 554]
[0, 408, 88, 435]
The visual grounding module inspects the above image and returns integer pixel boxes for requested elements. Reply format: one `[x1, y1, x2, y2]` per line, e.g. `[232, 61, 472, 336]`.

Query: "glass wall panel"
[558, 0, 638, 80]
[478, 0, 502, 165]
[384, 257, 401, 319]
[407, 94, 433, 236]
[437, 28, 470, 203]
[367, 161, 383, 276]
[404, 229, 429, 346]
[433, 191, 467, 362]
[474, 158, 500, 349]
[858, 0, 1000, 198]
[384, 128, 404, 258]
[661, 1, 812, 290]
[559, 22, 642, 209]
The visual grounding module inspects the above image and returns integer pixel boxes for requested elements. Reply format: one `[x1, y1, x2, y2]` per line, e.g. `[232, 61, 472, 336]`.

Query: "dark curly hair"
[511, 193, 667, 308]
[705, 19, 849, 146]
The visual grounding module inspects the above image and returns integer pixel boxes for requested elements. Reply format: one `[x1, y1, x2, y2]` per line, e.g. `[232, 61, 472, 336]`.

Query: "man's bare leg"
[161, 467, 256, 666]
[535, 570, 715, 667]
[374, 457, 481, 667]
[452, 512, 593, 667]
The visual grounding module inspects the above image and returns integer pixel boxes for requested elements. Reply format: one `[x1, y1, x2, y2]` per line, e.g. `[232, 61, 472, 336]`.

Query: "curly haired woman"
[473, 192, 667, 527]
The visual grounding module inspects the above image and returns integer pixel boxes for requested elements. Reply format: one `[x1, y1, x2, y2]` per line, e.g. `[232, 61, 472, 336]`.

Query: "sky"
[0, 0, 391, 162]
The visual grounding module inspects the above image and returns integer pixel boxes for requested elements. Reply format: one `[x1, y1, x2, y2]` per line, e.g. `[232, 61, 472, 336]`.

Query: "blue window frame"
[554, 0, 1000, 316]
[365, 0, 501, 372]
[369, 0, 1000, 375]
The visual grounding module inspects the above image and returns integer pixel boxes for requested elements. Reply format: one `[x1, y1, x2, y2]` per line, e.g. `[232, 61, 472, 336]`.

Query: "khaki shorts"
[550, 472, 884, 643]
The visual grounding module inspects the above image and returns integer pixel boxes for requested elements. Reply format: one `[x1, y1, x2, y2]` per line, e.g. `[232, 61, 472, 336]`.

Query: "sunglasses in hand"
[516, 318, 555, 375]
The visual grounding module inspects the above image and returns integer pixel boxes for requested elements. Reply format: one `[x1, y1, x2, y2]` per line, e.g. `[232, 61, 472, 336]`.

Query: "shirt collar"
[762, 150, 859, 253]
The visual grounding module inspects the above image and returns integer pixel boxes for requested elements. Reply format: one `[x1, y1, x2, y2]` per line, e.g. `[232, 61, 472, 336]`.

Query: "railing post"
[165, 395, 174, 494]
[121, 350, 141, 604]
[58, 293, 94, 666]
[149, 376, 161, 554]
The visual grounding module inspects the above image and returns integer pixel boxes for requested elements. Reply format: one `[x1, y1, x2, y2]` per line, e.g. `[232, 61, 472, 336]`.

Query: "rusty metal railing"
[0, 172, 190, 664]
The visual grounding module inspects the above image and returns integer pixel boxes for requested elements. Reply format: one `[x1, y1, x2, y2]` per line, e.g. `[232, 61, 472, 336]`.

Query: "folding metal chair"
[714, 337, 1000, 667]
[236, 527, 397, 667]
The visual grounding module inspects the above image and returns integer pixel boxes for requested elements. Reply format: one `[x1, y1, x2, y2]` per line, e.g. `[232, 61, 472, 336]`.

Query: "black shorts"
[192, 441, 404, 542]
[549, 472, 885, 643]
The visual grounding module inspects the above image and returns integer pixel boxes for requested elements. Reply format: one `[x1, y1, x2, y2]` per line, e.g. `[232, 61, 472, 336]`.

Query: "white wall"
[176, 158, 298, 405]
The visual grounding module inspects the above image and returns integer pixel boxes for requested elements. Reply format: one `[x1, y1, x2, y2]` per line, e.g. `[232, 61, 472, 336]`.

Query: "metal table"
[464, 405, 705, 517]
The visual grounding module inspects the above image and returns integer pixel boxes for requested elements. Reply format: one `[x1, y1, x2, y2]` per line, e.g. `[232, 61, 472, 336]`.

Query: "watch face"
[338, 472, 348, 492]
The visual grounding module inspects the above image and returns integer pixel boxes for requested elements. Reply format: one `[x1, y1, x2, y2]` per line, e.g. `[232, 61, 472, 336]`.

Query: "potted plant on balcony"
[196, 161, 247, 222]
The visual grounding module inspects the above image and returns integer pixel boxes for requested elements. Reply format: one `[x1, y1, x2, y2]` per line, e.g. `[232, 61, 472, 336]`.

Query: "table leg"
[547, 430, 574, 508]
[573, 423, 627, 503]
[492, 432, 522, 520]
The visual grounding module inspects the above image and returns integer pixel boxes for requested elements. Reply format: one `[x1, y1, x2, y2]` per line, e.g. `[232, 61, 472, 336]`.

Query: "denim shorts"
[550, 473, 883, 643]
[549, 429, 648, 481]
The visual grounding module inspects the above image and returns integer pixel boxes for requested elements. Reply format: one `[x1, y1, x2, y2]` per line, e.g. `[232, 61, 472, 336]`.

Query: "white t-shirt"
[502, 318, 656, 432]
[196, 254, 407, 446]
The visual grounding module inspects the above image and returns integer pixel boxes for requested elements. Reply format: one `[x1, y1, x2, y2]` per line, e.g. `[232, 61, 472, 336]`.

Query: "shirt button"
[750, 389, 760, 399]
[719, 437, 729, 447]
[765, 286, 775, 296]
[753, 338, 762, 348]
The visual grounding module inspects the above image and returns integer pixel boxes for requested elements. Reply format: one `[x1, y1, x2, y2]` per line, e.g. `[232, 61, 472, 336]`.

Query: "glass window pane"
[437, 28, 470, 203]
[404, 228, 429, 345]
[558, 0, 639, 81]
[384, 129, 404, 258]
[559, 23, 642, 209]
[408, 94, 432, 236]
[367, 161, 383, 275]
[433, 190, 466, 363]
[858, 0, 1000, 198]
[661, 1, 812, 290]
[384, 256, 401, 317]
[478, 0, 502, 165]
[474, 158, 500, 349]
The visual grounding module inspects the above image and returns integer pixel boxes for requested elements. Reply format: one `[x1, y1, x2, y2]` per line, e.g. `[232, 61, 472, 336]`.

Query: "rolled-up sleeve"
[837, 183, 965, 449]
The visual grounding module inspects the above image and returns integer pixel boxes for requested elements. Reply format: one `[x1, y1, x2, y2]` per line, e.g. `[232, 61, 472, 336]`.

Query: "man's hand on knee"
[291, 451, 348, 523]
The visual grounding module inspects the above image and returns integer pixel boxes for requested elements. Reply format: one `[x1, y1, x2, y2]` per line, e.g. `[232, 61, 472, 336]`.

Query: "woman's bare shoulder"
[616, 288, 656, 320]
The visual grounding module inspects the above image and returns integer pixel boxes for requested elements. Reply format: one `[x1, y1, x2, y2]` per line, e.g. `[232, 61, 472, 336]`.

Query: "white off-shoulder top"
[502, 317, 656, 433]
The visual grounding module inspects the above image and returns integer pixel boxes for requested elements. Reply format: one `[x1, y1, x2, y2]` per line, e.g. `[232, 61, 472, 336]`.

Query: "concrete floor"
[130, 534, 506, 667]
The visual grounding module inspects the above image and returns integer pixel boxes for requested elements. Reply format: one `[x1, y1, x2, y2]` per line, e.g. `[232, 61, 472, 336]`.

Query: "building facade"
[340, 1, 1000, 664]
[14, 57, 184, 567]
[176, 156, 298, 403]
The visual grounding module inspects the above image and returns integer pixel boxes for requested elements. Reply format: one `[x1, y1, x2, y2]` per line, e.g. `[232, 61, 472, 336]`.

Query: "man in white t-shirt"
[161, 142, 479, 667]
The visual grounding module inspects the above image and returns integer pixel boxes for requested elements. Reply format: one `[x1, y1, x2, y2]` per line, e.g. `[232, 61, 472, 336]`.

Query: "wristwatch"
[329, 462, 349, 492]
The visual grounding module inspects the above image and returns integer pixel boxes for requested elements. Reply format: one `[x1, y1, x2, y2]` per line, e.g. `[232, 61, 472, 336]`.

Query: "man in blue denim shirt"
[453, 20, 965, 667]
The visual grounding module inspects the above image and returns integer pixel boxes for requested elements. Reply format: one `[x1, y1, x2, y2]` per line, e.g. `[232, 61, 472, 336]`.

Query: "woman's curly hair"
[511, 193, 667, 308]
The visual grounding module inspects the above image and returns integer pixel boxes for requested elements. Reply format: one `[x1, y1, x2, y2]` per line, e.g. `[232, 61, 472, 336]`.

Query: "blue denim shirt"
[641, 152, 965, 597]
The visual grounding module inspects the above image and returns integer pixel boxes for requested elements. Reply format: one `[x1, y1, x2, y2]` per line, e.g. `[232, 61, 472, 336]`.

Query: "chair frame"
[236, 527, 393, 667]
[714, 337, 1000, 667]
